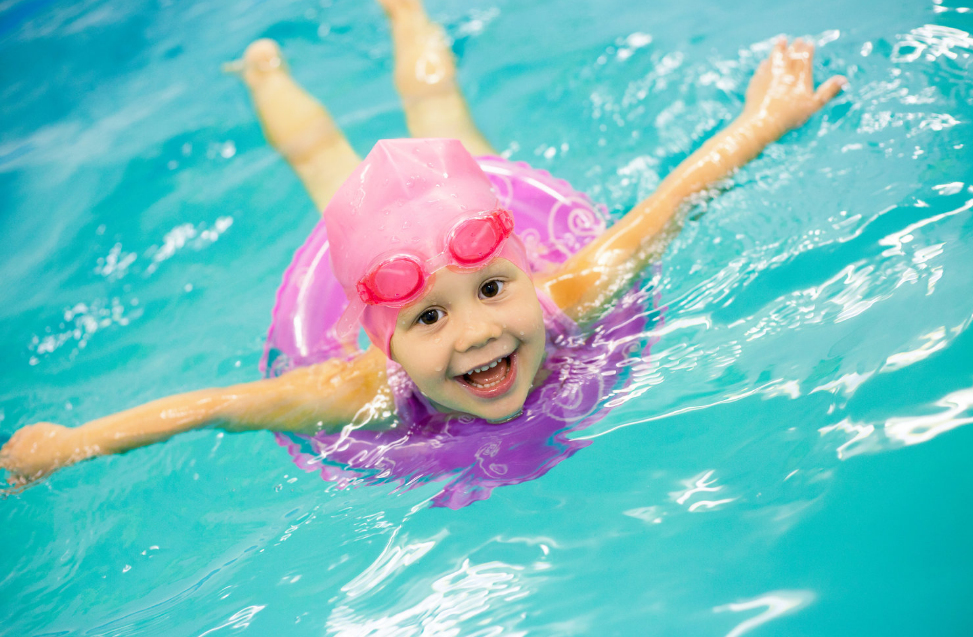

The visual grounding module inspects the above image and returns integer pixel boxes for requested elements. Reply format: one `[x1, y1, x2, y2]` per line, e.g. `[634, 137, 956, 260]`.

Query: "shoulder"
[533, 269, 601, 325]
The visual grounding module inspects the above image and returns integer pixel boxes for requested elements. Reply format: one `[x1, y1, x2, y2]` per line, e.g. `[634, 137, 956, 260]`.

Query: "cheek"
[393, 337, 451, 384]
[516, 296, 546, 340]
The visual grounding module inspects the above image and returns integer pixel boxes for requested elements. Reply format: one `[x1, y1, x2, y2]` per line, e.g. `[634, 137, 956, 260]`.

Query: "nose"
[453, 310, 503, 353]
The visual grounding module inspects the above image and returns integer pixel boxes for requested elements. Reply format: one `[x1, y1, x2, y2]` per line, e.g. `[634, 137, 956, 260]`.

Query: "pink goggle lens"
[449, 211, 514, 265]
[358, 258, 424, 304]
[357, 210, 514, 306]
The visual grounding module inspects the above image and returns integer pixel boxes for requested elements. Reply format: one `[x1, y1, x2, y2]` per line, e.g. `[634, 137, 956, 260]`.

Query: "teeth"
[469, 378, 503, 388]
[469, 356, 505, 375]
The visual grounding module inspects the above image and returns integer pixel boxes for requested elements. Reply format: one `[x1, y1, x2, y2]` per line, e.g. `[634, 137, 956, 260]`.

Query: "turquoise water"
[2, 0, 972, 634]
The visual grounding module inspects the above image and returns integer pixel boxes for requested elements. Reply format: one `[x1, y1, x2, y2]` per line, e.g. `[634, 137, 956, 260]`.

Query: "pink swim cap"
[323, 138, 531, 357]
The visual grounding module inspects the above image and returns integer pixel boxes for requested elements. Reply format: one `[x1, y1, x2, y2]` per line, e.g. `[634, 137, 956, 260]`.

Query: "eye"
[479, 279, 505, 299]
[416, 308, 445, 326]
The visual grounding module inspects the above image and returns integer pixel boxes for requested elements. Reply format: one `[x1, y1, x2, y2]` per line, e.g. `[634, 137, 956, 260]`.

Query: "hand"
[0, 422, 86, 491]
[742, 38, 847, 138]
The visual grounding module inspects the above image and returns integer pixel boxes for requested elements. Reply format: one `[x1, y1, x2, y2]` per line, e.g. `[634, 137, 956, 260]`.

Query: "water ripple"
[714, 590, 815, 637]
[328, 558, 532, 636]
[891, 24, 973, 64]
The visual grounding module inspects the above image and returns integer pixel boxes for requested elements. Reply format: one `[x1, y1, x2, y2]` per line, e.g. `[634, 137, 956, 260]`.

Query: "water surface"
[1, 0, 972, 634]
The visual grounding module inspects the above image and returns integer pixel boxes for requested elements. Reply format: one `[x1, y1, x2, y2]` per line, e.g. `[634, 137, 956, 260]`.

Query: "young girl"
[0, 0, 845, 494]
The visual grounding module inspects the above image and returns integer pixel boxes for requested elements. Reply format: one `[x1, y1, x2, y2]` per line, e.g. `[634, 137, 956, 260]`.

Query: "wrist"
[74, 420, 110, 459]
[730, 114, 784, 145]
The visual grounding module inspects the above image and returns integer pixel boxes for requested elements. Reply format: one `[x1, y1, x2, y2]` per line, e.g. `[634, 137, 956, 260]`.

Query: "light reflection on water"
[1, 0, 972, 634]
[714, 590, 815, 637]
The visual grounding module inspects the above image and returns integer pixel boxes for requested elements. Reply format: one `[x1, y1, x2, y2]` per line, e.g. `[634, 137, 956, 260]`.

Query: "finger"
[786, 38, 808, 68]
[797, 41, 816, 91]
[800, 40, 816, 66]
[751, 57, 770, 81]
[787, 39, 814, 90]
[746, 58, 770, 102]
[1, 474, 27, 495]
[771, 37, 787, 72]
[791, 39, 814, 64]
[749, 58, 770, 83]
[814, 75, 848, 106]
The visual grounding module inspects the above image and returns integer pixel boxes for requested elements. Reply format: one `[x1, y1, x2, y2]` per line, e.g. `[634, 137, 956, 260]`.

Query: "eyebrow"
[400, 262, 514, 320]
[400, 295, 444, 326]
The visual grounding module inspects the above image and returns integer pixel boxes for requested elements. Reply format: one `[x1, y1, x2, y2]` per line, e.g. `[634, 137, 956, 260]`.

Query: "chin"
[475, 393, 529, 423]
[483, 405, 526, 424]
[431, 387, 529, 423]
[456, 356, 537, 423]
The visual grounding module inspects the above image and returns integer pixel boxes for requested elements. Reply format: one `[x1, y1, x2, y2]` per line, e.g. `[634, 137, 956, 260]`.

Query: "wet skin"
[389, 258, 547, 423]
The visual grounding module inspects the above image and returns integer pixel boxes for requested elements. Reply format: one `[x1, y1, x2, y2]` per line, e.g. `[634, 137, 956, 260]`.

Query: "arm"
[0, 347, 390, 490]
[540, 39, 846, 321]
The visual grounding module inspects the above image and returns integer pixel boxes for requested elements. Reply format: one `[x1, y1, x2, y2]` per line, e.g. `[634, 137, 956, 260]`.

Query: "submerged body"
[0, 0, 845, 490]
[284, 277, 660, 509]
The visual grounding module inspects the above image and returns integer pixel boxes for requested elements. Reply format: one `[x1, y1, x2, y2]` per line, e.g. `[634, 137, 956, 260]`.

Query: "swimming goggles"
[355, 208, 515, 308]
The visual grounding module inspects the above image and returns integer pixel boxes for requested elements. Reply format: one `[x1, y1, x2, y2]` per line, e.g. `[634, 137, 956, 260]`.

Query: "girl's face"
[389, 258, 546, 422]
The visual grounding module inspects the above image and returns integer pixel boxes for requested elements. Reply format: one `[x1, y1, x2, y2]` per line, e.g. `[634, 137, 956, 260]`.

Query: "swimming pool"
[1, 0, 971, 634]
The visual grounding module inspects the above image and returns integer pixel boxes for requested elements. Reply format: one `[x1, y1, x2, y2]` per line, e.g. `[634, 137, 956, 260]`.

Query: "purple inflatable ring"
[264, 156, 662, 508]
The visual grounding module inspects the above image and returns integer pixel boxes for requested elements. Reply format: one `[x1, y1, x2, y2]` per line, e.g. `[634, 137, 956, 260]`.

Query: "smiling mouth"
[455, 351, 518, 398]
